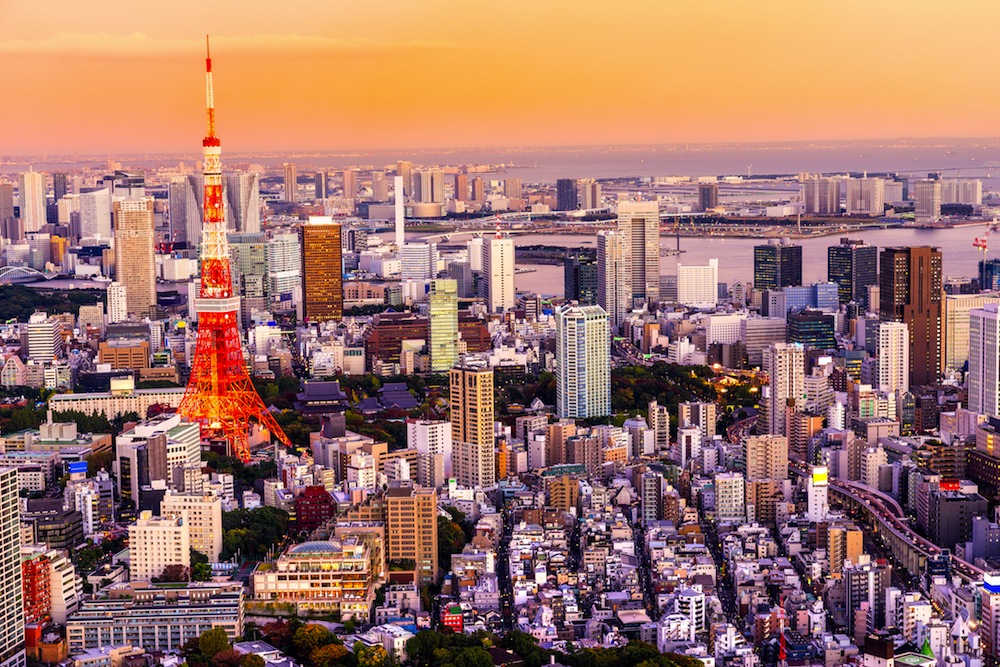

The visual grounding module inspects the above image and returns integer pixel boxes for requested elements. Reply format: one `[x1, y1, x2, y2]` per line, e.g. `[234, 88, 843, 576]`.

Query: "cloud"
[0, 32, 456, 57]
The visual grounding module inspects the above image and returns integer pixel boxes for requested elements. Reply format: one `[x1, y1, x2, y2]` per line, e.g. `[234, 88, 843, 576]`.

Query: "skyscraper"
[762, 342, 805, 437]
[471, 177, 485, 202]
[579, 179, 601, 209]
[563, 255, 598, 304]
[371, 170, 388, 202]
[386, 484, 439, 585]
[223, 173, 261, 233]
[677, 259, 718, 309]
[698, 182, 719, 211]
[53, 173, 68, 201]
[300, 217, 343, 322]
[555, 304, 611, 419]
[449, 365, 494, 449]
[556, 178, 578, 211]
[845, 178, 885, 216]
[283, 163, 297, 203]
[314, 171, 327, 199]
[802, 177, 840, 215]
[827, 237, 878, 306]
[944, 293, 1000, 371]
[504, 177, 521, 201]
[453, 173, 468, 201]
[0, 183, 14, 223]
[969, 305, 1000, 417]
[428, 279, 459, 373]
[597, 230, 631, 330]
[805, 466, 830, 522]
[754, 240, 802, 291]
[228, 232, 269, 326]
[342, 169, 357, 200]
[914, 179, 942, 222]
[482, 233, 514, 314]
[617, 200, 660, 307]
[113, 198, 156, 318]
[78, 188, 112, 240]
[450, 366, 495, 489]
[18, 170, 45, 233]
[0, 467, 25, 667]
[879, 246, 943, 386]
[396, 161, 413, 198]
[876, 321, 909, 395]
[399, 242, 437, 281]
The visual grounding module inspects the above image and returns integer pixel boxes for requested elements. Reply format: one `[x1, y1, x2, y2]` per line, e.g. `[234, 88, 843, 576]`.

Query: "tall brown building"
[300, 217, 343, 322]
[386, 483, 439, 584]
[113, 198, 156, 318]
[879, 246, 943, 386]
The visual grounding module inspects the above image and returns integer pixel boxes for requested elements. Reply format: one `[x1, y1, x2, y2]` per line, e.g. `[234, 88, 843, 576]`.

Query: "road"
[497, 504, 515, 632]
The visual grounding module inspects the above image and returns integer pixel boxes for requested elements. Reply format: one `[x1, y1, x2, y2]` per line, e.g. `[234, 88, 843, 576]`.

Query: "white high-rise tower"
[555, 304, 611, 419]
[0, 467, 25, 667]
[763, 343, 805, 437]
[482, 232, 514, 313]
[597, 230, 631, 330]
[107, 282, 128, 324]
[876, 322, 909, 394]
[969, 304, 1000, 417]
[616, 200, 660, 307]
[18, 170, 45, 233]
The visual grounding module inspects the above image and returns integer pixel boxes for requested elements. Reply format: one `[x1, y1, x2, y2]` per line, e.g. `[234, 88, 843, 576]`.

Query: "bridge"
[0, 266, 58, 283]
[789, 462, 983, 584]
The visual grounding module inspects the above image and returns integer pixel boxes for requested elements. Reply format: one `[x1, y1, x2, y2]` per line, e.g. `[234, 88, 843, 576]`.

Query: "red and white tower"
[178, 36, 291, 461]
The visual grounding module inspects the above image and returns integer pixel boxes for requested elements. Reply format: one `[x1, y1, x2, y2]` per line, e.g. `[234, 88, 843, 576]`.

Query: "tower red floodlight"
[178, 36, 291, 461]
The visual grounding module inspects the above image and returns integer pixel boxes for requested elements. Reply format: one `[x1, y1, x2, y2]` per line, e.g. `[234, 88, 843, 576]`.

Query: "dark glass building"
[753, 241, 802, 291]
[698, 183, 719, 211]
[827, 237, 879, 307]
[563, 254, 598, 304]
[786, 310, 835, 351]
[556, 179, 578, 211]
[880, 246, 943, 386]
[981, 258, 1000, 291]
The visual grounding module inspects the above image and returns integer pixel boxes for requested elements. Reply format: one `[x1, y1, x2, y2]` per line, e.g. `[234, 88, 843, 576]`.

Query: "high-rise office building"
[399, 242, 437, 281]
[555, 304, 611, 419]
[428, 279, 459, 373]
[371, 170, 388, 202]
[453, 438, 496, 490]
[579, 179, 601, 210]
[449, 365, 494, 449]
[913, 179, 942, 222]
[482, 234, 514, 314]
[283, 163, 297, 203]
[408, 419, 452, 482]
[597, 230, 631, 330]
[698, 182, 719, 211]
[879, 246, 943, 386]
[845, 178, 885, 216]
[743, 434, 789, 481]
[342, 169, 357, 200]
[113, 198, 156, 318]
[0, 467, 24, 667]
[79, 188, 112, 240]
[470, 177, 485, 202]
[224, 173, 261, 233]
[228, 232, 269, 325]
[453, 173, 468, 202]
[677, 259, 718, 309]
[617, 201, 660, 307]
[268, 233, 302, 311]
[53, 173, 68, 201]
[314, 171, 327, 199]
[563, 255, 598, 304]
[396, 161, 413, 198]
[828, 237, 878, 307]
[504, 177, 522, 201]
[107, 283, 128, 324]
[0, 183, 14, 223]
[787, 310, 835, 350]
[802, 177, 840, 215]
[18, 170, 45, 233]
[944, 293, 1000, 371]
[762, 343, 805, 437]
[754, 240, 802, 291]
[300, 217, 343, 322]
[876, 321, 909, 395]
[386, 483, 438, 584]
[556, 178, 578, 211]
[969, 304, 1000, 417]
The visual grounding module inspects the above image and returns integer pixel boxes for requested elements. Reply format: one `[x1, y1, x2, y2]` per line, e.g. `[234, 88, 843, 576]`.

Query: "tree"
[160, 564, 190, 582]
[356, 645, 389, 667]
[199, 628, 231, 660]
[311, 643, 349, 667]
[193, 561, 212, 581]
[453, 648, 492, 667]
[262, 620, 293, 651]
[212, 649, 244, 667]
[293, 624, 335, 658]
[241, 656, 266, 667]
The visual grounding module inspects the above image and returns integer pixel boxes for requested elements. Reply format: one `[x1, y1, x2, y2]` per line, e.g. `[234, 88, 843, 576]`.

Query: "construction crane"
[974, 219, 1000, 286]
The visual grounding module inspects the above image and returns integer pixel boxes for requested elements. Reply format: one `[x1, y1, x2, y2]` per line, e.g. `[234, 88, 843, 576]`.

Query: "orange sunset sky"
[1, 0, 998, 155]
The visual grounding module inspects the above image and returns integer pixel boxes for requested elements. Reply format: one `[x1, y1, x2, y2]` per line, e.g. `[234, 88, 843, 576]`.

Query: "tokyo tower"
[178, 36, 291, 461]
